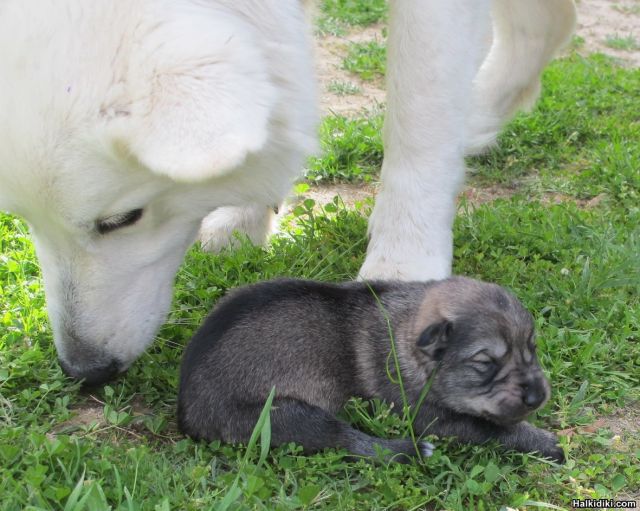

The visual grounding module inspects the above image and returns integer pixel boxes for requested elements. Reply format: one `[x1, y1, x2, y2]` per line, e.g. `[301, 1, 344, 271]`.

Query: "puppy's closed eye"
[468, 352, 499, 378]
[470, 359, 497, 374]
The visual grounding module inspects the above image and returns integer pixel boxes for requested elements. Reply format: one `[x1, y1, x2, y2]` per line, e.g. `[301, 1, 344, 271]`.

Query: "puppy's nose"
[522, 383, 545, 409]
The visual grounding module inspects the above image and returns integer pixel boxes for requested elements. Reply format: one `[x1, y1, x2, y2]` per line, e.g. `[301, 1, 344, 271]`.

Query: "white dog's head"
[0, 0, 316, 383]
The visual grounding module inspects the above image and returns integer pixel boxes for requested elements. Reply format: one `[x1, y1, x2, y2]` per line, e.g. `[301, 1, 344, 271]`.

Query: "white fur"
[199, 206, 277, 252]
[467, 0, 577, 154]
[0, 0, 317, 378]
[0, 0, 575, 379]
[359, 0, 576, 281]
[360, 0, 492, 281]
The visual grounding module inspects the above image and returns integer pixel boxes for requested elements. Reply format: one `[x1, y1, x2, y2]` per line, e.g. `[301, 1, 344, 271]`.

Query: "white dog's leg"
[359, 0, 491, 281]
[466, 0, 576, 154]
[199, 205, 277, 252]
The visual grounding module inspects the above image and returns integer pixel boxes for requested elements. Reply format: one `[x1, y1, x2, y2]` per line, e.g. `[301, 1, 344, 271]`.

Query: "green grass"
[604, 34, 640, 51]
[318, 0, 387, 31]
[2, 10, 640, 511]
[306, 114, 384, 183]
[311, 53, 640, 212]
[613, 3, 640, 16]
[2, 194, 639, 509]
[570, 35, 586, 51]
[315, 16, 347, 37]
[470, 54, 640, 206]
[343, 40, 386, 81]
[327, 80, 362, 96]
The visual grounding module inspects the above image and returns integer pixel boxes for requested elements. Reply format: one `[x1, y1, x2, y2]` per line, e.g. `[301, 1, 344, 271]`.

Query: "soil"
[598, 401, 640, 438]
[314, 24, 387, 116]
[575, 0, 640, 67]
[291, 182, 378, 210]
[315, 1, 640, 117]
[49, 394, 160, 441]
[309, 1, 640, 207]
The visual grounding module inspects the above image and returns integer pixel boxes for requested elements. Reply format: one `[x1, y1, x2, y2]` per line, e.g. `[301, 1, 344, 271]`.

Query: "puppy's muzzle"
[521, 380, 547, 410]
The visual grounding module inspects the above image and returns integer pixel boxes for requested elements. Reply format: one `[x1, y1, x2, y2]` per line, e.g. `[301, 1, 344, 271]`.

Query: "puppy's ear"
[417, 321, 452, 361]
[114, 9, 276, 182]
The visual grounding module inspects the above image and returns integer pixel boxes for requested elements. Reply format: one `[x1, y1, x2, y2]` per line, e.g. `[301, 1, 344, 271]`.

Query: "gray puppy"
[178, 277, 564, 463]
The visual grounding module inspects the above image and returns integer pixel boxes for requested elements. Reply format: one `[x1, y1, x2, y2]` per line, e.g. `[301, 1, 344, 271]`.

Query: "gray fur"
[178, 277, 564, 463]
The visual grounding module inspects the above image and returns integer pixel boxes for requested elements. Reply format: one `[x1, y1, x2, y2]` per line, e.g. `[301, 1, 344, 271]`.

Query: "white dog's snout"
[56, 328, 124, 385]
[58, 356, 122, 386]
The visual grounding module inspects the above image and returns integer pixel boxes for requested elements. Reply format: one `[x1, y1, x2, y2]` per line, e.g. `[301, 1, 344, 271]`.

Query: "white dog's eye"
[96, 208, 143, 234]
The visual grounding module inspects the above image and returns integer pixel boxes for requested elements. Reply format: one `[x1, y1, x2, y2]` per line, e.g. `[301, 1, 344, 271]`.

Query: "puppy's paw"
[419, 440, 435, 458]
[373, 438, 434, 463]
[507, 423, 565, 463]
[546, 443, 565, 464]
[523, 425, 564, 463]
[536, 430, 565, 464]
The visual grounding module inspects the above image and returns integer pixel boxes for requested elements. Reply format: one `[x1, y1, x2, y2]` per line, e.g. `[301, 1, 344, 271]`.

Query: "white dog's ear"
[116, 8, 276, 182]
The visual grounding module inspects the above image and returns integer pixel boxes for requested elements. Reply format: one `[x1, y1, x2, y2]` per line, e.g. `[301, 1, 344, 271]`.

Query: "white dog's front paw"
[358, 252, 451, 282]
[199, 205, 276, 253]
[360, 193, 455, 282]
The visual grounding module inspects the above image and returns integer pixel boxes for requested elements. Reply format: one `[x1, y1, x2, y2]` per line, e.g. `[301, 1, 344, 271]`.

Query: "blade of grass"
[214, 387, 276, 511]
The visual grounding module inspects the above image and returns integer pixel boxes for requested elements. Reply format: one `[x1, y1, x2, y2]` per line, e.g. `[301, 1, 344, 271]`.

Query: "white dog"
[0, 0, 575, 384]
[360, 0, 576, 281]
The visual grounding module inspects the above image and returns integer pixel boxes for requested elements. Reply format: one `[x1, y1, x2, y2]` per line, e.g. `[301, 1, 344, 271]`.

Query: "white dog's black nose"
[58, 358, 121, 386]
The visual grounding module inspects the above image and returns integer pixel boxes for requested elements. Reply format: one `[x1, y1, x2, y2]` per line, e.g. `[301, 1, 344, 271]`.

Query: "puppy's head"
[415, 278, 550, 425]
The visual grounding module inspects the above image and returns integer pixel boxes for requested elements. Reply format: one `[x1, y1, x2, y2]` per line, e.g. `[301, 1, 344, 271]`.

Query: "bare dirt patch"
[49, 394, 166, 442]
[315, 25, 386, 116]
[311, 3, 639, 208]
[292, 182, 378, 209]
[597, 401, 640, 438]
[289, 182, 608, 213]
[575, 0, 640, 67]
[65, 401, 104, 428]
[461, 185, 519, 206]
[288, 182, 521, 214]
[314, 1, 640, 118]
[539, 192, 608, 209]
[558, 401, 640, 451]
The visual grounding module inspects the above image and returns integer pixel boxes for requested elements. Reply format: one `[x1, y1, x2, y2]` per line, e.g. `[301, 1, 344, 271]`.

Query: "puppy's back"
[178, 278, 384, 438]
